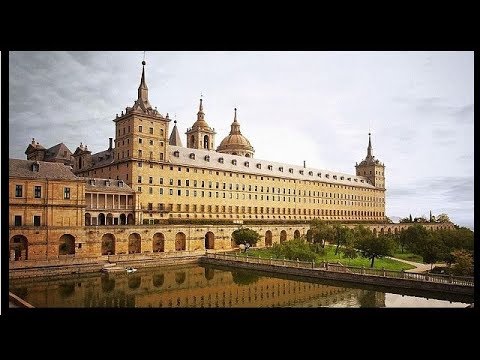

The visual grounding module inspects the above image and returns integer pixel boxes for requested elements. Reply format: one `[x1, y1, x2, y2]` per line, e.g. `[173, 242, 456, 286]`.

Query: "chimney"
[109, 137, 113, 150]
[303, 160, 306, 168]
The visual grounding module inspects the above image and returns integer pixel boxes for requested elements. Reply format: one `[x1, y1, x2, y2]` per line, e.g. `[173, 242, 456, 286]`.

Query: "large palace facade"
[10, 61, 449, 263]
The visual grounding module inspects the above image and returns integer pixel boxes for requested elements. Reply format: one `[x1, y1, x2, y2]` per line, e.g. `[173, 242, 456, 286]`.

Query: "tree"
[436, 213, 450, 223]
[356, 234, 395, 268]
[333, 224, 351, 255]
[399, 217, 411, 223]
[309, 219, 335, 247]
[401, 224, 429, 254]
[409, 214, 413, 222]
[451, 250, 473, 276]
[385, 216, 393, 224]
[232, 228, 260, 246]
[417, 234, 446, 270]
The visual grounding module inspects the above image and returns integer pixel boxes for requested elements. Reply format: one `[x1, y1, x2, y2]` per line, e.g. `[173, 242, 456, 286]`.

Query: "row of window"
[145, 203, 384, 217]
[135, 177, 384, 202]
[13, 215, 41, 227]
[118, 125, 163, 137]
[14, 185, 71, 199]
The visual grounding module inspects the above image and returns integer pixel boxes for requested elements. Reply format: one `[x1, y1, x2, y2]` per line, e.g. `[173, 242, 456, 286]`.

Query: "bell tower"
[185, 97, 216, 150]
[355, 133, 385, 189]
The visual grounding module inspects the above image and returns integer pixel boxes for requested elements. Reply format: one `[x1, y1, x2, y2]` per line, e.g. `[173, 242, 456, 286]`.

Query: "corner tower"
[186, 98, 216, 150]
[355, 133, 385, 188]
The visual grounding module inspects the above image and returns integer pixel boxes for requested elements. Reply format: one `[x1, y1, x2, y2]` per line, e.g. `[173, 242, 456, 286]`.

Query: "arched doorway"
[101, 233, 116, 255]
[203, 135, 209, 149]
[387, 228, 392, 235]
[373, 228, 377, 237]
[98, 213, 106, 225]
[394, 228, 399, 235]
[153, 233, 165, 252]
[10, 235, 28, 261]
[380, 228, 385, 236]
[205, 231, 215, 249]
[294, 230, 300, 239]
[175, 232, 186, 251]
[106, 213, 113, 225]
[85, 213, 91, 226]
[120, 214, 126, 225]
[128, 233, 141, 254]
[59, 234, 75, 255]
[127, 213, 134, 225]
[265, 230, 272, 247]
[280, 230, 287, 243]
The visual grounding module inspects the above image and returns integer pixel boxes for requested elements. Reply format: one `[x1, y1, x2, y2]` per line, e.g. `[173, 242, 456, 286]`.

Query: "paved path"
[387, 256, 445, 273]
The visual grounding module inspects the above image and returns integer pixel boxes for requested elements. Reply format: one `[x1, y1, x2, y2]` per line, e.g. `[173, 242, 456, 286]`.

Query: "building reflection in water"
[10, 264, 388, 308]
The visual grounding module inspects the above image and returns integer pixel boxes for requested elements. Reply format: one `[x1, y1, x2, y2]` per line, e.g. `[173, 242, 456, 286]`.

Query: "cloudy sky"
[9, 51, 474, 229]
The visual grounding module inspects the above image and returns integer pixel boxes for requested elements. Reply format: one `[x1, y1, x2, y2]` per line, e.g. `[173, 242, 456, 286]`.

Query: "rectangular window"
[194, 190, 197, 197]
[33, 215, 41, 226]
[186, 180, 190, 186]
[160, 153, 164, 160]
[138, 176, 142, 184]
[149, 187, 153, 194]
[169, 179, 174, 186]
[194, 180, 198, 187]
[138, 150, 142, 157]
[150, 140, 154, 146]
[15, 185, 23, 197]
[169, 189, 173, 195]
[138, 162, 142, 167]
[160, 178, 164, 185]
[177, 190, 181, 196]
[149, 127, 154, 134]
[149, 177, 153, 184]
[178, 180, 182, 186]
[14, 215, 22, 226]
[64, 187, 71, 199]
[160, 188, 163, 195]
[186, 190, 189, 196]
[34, 186, 41, 198]
[138, 186, 142, 192]
[139, 125, 143, 132]
[139, 138, 143, 144]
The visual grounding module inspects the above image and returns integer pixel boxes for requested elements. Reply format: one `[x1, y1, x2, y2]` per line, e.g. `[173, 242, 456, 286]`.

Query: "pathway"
[387, 256, 445, 273]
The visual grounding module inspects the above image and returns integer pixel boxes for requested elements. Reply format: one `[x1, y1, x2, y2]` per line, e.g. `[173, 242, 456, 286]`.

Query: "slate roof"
[9, 159, 79, 180]
[168, 146, 376, 189]
[83, 177, 134, 193]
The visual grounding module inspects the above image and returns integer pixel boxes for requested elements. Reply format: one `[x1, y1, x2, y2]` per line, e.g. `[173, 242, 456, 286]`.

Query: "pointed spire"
[197, 97, 205, 121]
[230, 108, 241, 135]
[367, 132, 373, 158]
[137, 60, 149, 102]
[169, 118, 183, 147]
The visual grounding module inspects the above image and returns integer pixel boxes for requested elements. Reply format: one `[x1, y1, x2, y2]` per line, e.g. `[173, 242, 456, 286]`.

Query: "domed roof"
[218, 133, 254, 150]
[217, 108, 254, 154]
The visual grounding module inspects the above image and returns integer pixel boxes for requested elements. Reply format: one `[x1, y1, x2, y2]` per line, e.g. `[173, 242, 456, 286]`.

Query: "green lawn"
[233, 245, 415, 271]
[392, 251, 423, 263]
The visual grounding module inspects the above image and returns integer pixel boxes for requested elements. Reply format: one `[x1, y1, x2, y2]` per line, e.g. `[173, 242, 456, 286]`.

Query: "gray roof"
[83, 177, 134, 193]
[44, 143, 72, 162]
[9, 159, 79, 180]
[168, 146, 376, 189]
[90, 149, 115, 168]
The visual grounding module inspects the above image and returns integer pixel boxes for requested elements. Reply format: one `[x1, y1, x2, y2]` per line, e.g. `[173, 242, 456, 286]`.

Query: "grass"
[392, 251, 423, 263]
[233, 245, 415, 271]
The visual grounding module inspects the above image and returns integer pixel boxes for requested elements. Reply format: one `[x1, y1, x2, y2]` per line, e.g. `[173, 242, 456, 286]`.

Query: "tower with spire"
[185, 97, 216, 150]
[217, 108, 254, 157]
[169, 119, 183, 147]
[355, 132, 385, 189]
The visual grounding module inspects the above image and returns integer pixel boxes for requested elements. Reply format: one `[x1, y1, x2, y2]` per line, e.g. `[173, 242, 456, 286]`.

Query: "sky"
[8, 51, 474, 229]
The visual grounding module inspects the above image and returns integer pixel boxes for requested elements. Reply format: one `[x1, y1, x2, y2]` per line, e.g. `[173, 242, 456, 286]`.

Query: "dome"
[216, 108, 254, 157]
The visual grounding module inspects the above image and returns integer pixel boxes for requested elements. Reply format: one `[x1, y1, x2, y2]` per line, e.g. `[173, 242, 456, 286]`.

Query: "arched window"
[190, 135, 195, 147]
[203, 135, 209, 149]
